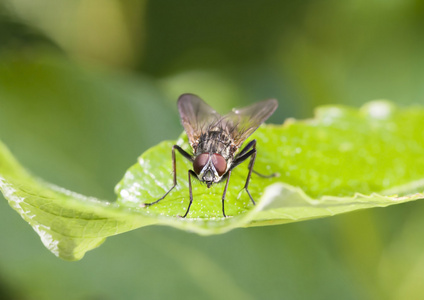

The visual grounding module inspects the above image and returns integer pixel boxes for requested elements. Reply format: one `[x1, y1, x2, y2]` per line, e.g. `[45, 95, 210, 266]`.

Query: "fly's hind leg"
[143, 145, 193, 207]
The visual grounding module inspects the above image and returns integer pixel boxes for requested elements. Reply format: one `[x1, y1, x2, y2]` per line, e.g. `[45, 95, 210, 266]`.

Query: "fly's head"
[193, 153, 227, 187]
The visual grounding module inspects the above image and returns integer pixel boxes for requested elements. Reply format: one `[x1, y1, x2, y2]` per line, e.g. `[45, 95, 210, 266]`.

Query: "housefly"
[143, 93, 278, 218]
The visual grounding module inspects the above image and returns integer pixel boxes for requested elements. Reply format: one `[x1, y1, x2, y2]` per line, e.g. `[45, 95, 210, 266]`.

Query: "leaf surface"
[2, 100, 424, 260]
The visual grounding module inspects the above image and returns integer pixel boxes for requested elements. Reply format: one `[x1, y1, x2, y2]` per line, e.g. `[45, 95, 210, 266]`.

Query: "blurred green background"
[1, 1, 424, 299]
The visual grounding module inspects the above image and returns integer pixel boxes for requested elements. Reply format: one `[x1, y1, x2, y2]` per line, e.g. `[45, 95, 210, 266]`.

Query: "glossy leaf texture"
[2, 100, 424, 260]
[0, 141, 153, 261]
[116, 101, 424, 228]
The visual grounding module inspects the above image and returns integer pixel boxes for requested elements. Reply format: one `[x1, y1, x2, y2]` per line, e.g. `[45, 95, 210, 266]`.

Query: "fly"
[143, 93, 278, 218]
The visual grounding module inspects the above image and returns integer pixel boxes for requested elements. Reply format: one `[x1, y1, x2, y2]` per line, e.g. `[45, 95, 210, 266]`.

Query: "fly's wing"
[177, 93, 221, 145]
[222, 99, 278, 147]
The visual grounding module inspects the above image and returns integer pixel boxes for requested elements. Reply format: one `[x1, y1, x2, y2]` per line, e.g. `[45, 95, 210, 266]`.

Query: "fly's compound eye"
[193, 153, 209, 175]
[212, 154, 227, 176]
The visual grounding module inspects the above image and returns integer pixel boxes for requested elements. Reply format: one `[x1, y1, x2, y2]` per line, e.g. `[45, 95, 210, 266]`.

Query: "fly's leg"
[252, 169, 277, 178]
[231, 140, 277, 206]
[231, 148, 256, 205]
[243, 150, 257, 205]
[236, 139, 256, 157]
[237, 140, 278, 178]
[143, 145, 193, 207]
[180, 170, 197, 218]
[221, 170, 232, 217]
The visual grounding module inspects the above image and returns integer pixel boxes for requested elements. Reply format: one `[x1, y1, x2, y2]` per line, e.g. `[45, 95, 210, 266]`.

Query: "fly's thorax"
[195, 130, 236, 159]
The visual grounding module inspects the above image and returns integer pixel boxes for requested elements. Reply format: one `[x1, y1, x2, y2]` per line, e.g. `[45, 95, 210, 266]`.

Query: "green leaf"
[2, 100, 424, 260]
[116, 101, 424, 228]
[0, 141, 155, 261]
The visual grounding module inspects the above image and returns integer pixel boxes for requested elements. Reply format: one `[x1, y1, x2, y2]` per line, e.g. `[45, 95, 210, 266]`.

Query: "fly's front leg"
[236, 139, 255, 157]
[180, 170, 197, 218]
[243, 150, 257, 205]
[143, 145, 193, 207]
[244, 140, 278, 178]
[231, 140, 277, 206]
[231, 148, 256, 205]
[221, 170, 232, 217]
